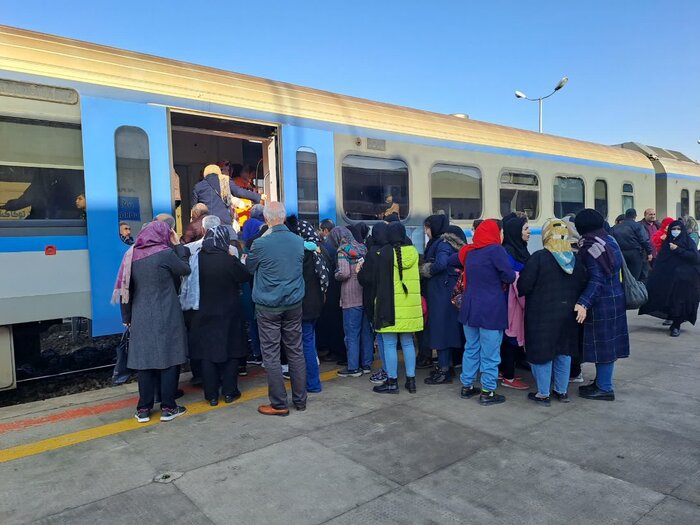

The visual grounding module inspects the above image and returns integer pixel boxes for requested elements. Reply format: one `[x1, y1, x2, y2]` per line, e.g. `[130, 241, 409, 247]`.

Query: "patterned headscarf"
[542, 218, 575, 274]
[202, 225, 230, 254]
[297, 219, 330, 293]
[329, 226, 367, 262]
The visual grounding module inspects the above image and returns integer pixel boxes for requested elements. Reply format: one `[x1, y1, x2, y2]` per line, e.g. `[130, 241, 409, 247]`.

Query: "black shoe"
[662, 319, 673, 326]
[336, 359, 348, 366]
[479, 390, 506, 406]
[552, 391, 570, 403]
[246, 357, 263, 366]
[670, 327, 681, 337]
[294, 404, 307, 411]
[416, 357, 433, 369]
[460, 385, 480, 399]
[578, 384, 615, 401]
[175, 389, 184, 400]
[527, 392, 551, 406]
[320, 354, 337, 363]
[578, 382, 597, 394]
[238, 366, 248, 377]
[405, 377, 417, 394]
[424, 368, 452, 385]
[189, 376, 203, 386]
[282, 371, 291, 380]
[224, 391, 241, 403]
[373, 378, 399, 394]
[208, 398, 219, 406]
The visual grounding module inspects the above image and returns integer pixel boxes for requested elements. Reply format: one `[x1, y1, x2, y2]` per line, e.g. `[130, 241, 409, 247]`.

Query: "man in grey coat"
[612, 208, 653, 280]
[246, 202, 307, 416]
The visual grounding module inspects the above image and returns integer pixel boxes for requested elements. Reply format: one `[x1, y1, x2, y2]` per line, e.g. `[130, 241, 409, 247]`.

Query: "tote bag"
[620, 255, 648, 310]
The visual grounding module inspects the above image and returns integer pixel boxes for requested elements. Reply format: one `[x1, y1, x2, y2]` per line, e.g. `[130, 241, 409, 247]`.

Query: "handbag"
[112, 328, 132, 385]
[450, 270, 464, 310]
[620, 255, 648, 310]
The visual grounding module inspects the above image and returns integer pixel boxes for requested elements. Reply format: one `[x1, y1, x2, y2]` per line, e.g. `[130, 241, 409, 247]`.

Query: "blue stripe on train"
[0, 236, 88, 252]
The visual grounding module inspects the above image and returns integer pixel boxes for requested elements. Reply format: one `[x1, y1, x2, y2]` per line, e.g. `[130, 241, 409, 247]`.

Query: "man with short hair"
[246, 202, 307, 416]
[639, 208, 660, 281]
[319, 218, 335, 241]
[612, 208, 653, 280]
[119, 222, 134, 245]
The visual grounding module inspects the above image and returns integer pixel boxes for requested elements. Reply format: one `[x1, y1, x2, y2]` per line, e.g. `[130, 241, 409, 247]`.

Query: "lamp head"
[515, 91, 527, 99]
[554, 77, 569, 91]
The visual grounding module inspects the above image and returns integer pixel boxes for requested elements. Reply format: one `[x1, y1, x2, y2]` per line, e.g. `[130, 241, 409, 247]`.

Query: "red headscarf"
[457, 219, 503, 287]
[652, 217, 674, 255]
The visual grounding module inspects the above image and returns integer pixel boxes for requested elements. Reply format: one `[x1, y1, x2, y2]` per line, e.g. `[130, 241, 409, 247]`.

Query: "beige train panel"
[655, 158, 700, 179]
[0, 250, 90, 300]
[0, 25, 650, 170]
[0, 292, 91, 326]
[0, 325, 15, 390]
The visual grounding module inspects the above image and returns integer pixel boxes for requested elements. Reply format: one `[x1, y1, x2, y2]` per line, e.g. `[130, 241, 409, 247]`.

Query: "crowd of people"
[112, 166, 700, 420]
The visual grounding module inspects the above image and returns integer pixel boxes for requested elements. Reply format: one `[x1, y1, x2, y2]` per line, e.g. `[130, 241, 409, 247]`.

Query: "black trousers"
[622, 250, 643, 280]
[201, 358, 240, 401]
[138, 366, 179, 410]
[499, 339, 519, 380]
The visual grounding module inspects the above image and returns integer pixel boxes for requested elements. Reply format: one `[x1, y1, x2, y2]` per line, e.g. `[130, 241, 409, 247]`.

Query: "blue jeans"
[376, 330, 386, 371]
[342, 307, 374, 371]
[460, 325, 503, 392]
[379, 332, 416, 379]
[302, 321, 322, 393]
[530, 355, 571, 396]
[595, 362, 615, 392]
[248, 318, 261, 358]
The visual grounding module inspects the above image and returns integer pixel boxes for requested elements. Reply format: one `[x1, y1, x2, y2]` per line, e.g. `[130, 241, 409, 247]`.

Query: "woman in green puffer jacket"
[371, 222, 423, 394]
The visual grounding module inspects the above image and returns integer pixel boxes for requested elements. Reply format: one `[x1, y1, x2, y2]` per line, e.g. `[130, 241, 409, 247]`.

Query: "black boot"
[424, 367, 453, 385]
[405, 377, 417, 394]
[373, 378, 399, 394]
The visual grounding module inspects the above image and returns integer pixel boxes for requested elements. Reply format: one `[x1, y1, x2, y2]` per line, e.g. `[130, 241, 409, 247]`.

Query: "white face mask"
[671, 229, 681, 238]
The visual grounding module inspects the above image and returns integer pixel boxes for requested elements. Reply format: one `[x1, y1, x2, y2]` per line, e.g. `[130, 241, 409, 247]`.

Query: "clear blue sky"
[4, 1, 699, 158]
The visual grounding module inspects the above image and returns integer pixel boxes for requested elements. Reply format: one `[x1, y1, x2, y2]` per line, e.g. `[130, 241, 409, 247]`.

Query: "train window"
[296, 147, 319, 226]
[342, 155, 409, 221]
[680, 189, 690, 217]
[695, 191, 700, 220]
[431, 164, 482, 220]
[499, 171, 539, 220]
[115, 127, 153, 232]
[0, 82, 85, 227]
[594, 180, 608, 219]
[553, 176, 585, 217]
[622, 183, 634, 212]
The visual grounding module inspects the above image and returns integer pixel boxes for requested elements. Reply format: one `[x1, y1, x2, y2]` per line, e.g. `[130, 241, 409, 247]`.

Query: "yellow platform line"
[0, 368, 341, 464]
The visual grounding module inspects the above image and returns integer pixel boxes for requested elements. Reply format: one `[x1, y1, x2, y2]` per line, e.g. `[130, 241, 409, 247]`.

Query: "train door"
[280, 125, 335, 226]
[169, 111, 280, 233]
[80, 96, 171, 336]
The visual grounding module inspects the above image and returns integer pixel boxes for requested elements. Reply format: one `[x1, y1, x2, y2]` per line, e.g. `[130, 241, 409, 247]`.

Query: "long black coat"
[518, 250, 588, 364]
[302, 251, 324, 321]
[187, 251, 252, 363]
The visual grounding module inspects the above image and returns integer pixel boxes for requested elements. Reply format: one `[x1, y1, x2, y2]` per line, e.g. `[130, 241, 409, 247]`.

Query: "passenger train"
[1, 25, 699, 391]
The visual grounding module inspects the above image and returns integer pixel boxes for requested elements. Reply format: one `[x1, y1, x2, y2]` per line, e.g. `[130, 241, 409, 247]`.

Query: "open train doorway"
[169, 111, 279, 234]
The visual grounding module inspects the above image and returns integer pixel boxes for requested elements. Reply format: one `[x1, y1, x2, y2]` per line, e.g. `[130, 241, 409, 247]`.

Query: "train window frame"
[621, 182, 635, 212]
[498, 169, 540, 221]
[296, 147, 319, 227]
[694, 190, 700, 220]
[429, 162, 483, 221]
[0, 82, 86, 236]
[115, 126, 153, 233]
[341, 154, 410, 222]
[680, 188, 690, 217]
[553, 175, 586, 218]
[594, 179, 608, 219]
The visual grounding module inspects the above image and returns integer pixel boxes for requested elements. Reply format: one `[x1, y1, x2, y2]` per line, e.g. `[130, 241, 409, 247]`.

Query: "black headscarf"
[575, 209, 616, 275]
[424, 214, 449, 255]
[202, 225, 230, 254]
[445, 224, 467, 243]
[371, 222, 390, 247]
[374, 222, 411, 329]
[662, 220, 697, 253]
[502, 215, 530, 263]
[348, 222, 370, 244]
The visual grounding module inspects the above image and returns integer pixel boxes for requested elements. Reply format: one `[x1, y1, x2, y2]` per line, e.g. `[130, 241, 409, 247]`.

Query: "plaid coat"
[577, 237, 630, 363]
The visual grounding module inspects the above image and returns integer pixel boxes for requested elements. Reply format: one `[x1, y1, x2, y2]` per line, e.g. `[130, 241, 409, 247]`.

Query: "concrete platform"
[1, 313, 699, 524]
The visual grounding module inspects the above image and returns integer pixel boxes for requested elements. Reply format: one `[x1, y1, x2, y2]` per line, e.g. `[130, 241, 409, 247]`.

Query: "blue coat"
[577, 237, 630, 363]
[192, 174, 261, 225]
[421, 234, 464, 349]
[458, 245, 516, 330]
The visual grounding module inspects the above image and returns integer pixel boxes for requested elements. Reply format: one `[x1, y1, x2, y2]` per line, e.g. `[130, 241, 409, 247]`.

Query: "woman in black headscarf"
[348, 222, 370, 245]
[499, 214, 531, 390]
[187, 225, 252, 405]
[640, 219, 700, 336]
[574, 209, 629, 401]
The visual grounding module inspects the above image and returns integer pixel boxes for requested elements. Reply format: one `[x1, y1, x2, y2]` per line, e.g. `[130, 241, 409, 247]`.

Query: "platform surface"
[1, 313, 699, 524]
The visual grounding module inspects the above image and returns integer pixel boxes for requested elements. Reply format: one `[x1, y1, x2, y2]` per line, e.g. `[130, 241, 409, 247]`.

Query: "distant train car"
[0, 25, 675, 390]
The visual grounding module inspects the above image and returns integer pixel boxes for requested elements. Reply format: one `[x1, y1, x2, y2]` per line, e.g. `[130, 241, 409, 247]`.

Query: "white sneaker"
[569, 372, 584, 383]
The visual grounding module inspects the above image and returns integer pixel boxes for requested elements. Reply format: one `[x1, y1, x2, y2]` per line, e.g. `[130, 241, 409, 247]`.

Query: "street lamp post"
[515, 76, 568, 133]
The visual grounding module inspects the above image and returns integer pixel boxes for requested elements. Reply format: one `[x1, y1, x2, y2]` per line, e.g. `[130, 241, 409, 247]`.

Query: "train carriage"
[0, 25, 672, 390]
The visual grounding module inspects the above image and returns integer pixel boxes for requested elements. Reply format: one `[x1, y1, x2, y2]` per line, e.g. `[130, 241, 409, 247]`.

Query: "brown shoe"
[257, 404, 290, 417]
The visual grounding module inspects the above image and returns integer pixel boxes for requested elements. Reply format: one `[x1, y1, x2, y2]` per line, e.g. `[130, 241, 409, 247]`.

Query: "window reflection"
[342, 155, 409, 221]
